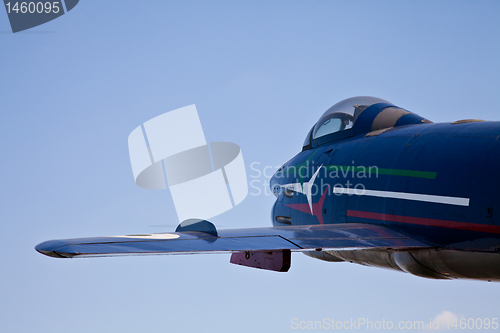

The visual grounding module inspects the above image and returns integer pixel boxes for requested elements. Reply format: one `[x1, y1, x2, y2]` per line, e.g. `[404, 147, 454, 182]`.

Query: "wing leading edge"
[35, 223, 430, 259]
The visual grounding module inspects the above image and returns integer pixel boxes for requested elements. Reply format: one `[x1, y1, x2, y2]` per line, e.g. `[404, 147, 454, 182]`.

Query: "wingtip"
[35, 240, 70, 258]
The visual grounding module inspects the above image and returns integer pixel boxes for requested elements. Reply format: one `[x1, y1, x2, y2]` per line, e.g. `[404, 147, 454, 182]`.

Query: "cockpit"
[313, 96, 390, 139]
[303, 96, 431, 149]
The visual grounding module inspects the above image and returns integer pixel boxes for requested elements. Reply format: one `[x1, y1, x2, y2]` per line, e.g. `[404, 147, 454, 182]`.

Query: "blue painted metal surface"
[35, 223, 428, 258]
[271, 114, 500, 253]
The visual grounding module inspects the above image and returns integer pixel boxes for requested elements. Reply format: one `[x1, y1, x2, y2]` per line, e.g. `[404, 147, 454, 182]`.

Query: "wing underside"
[36, 223, 430, 259]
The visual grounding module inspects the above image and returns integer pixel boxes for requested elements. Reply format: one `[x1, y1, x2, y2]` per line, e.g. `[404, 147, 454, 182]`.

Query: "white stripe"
[332, 187, 470, 206]
[111, 233, 180, 240]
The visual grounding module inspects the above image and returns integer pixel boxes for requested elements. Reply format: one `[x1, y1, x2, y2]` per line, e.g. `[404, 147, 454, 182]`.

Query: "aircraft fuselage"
[271, 120, 500, 280]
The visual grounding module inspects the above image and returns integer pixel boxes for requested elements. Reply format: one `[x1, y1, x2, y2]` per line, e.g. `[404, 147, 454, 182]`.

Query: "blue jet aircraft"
[36, 96, 500, 281]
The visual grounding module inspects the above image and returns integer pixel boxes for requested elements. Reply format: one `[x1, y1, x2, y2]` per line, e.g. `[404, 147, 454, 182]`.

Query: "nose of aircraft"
[35, 240, 69, 258]
[270, 167, 284, 197]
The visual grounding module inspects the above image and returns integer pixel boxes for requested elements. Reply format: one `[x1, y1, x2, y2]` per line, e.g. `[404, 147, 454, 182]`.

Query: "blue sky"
[1, 1, 500, 332]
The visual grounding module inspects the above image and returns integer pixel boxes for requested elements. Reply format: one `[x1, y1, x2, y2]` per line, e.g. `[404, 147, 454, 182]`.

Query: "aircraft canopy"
[312, 96, 391, 139]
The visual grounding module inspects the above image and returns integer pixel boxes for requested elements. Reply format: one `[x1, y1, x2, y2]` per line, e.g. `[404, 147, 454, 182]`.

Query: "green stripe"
[324, 165, 437, 179]
[283, 150, 318, 174]
[282, 149, 436, 180]
[283, 150, 319, 187]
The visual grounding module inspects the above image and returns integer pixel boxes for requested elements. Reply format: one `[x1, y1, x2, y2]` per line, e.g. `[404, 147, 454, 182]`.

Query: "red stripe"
[347, 210, 500, 234]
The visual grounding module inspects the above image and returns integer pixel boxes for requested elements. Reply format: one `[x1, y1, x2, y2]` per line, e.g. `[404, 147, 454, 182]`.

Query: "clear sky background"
[1, 1, 500, 332]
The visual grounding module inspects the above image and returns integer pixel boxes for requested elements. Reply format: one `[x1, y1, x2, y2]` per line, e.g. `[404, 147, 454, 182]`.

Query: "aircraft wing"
[35, 223, 431, 259]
